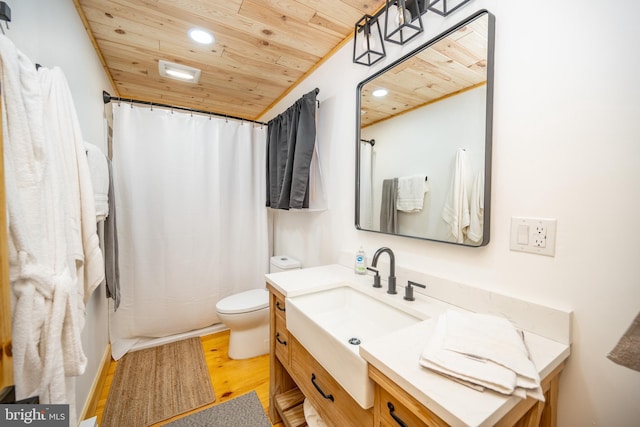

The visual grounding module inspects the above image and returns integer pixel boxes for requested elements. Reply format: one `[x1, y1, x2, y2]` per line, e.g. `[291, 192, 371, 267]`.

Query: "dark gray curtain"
[266, 88, 318, 209]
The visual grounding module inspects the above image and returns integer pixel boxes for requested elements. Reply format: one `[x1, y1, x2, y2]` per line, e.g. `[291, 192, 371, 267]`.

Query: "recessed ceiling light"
[159, 60, 201, 83]
[189, 28, 214, 45]
[372, 88, 388, 97]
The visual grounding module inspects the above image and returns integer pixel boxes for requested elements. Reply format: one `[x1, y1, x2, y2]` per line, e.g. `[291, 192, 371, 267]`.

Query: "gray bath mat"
[163, 391, 270, 427]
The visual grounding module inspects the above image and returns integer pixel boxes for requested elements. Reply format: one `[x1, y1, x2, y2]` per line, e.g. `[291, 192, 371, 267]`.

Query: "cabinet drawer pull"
[311, 373, 334, 401]
[276, 301, 286, 312]
[387, 402, 408, 427]
[276, 332, 287, 346]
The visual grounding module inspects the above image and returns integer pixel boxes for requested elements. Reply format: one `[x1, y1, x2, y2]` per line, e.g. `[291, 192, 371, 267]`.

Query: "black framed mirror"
[355, 10, 495, 246]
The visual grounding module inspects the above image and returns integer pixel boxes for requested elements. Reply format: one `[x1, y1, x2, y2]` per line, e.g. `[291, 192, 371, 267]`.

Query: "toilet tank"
[270, 255, 301, 273]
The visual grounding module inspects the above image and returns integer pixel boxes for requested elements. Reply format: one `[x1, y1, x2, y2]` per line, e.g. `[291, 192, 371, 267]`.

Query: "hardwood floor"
[93, 330, 285, 426]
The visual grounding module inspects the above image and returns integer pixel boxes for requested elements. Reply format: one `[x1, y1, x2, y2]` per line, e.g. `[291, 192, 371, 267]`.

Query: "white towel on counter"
[419, 310, 544, 400]
[85, 142, 110, 221]
[397, 175, 429, 212]
[441, 149, 471, 243]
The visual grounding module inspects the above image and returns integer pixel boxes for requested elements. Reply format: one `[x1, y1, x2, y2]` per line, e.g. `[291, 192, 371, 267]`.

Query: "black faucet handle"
[367, 267, 382, 288]
[404, 280, 426, 301]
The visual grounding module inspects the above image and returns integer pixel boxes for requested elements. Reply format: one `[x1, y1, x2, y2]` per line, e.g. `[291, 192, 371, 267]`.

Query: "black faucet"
[366, 267, 382, 288]
[404, 280, 426, 301]
[371, 247, 396, 294]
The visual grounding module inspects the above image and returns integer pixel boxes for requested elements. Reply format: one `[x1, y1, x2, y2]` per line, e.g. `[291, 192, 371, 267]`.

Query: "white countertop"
[266, 264, 571, 427]
[359, 319, 570, 426]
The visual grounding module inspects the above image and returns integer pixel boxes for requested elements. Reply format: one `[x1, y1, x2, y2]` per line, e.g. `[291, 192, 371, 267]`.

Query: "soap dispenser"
[354, 246, 367, 274]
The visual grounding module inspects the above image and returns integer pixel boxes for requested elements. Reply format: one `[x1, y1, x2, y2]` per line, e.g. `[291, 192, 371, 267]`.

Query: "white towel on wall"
[467, 171, 484, 243]
[397, 175, 429, 212]
[85, 142, 110, 221]
[441, 149, 471, 243]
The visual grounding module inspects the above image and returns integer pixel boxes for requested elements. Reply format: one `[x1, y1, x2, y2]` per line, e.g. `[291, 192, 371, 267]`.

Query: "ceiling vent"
[158, 60, 201, 83]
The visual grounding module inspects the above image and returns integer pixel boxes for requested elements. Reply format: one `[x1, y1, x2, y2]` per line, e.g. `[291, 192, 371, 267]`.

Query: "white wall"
[8, 0, 114, 416]
[262, 1, 640, 426]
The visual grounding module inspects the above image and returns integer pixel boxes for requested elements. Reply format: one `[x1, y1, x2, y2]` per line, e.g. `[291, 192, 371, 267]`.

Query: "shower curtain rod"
[360, 138, 375, 146]
[102, 91, 269, 126]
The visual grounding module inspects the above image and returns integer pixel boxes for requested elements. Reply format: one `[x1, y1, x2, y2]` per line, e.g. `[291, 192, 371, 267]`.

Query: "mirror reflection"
[356, 10, 494, 246]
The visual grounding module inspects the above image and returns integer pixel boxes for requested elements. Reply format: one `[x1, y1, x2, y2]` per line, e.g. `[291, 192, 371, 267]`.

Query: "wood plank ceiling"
[74, 0, 387, 121]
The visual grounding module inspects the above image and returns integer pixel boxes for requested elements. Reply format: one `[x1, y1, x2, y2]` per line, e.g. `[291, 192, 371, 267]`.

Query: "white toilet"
[215, 255, 301, 360]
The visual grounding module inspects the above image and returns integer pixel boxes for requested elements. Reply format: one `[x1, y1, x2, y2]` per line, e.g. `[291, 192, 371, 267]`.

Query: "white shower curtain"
[360, 142, 374, 228]
[109, 104, 269, 359]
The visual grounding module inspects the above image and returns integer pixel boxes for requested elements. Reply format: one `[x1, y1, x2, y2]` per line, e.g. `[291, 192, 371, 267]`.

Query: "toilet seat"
[216, 288, 268, 315]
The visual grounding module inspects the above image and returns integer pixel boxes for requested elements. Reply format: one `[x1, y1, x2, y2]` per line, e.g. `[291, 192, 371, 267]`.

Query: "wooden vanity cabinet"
[369, 362, 565, 427]
[268, 284, 373, 427]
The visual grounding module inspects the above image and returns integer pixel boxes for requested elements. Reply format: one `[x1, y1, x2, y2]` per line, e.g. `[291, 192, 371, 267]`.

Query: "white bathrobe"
[441, 149, 471, 243]
[1, 35, 104, 424]
[39, 67, 105, 305]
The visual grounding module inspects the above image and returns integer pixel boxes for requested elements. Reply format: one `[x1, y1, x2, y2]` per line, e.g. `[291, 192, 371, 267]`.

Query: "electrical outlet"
[510, 217, 557, 256]
[533, 234, 547, 248]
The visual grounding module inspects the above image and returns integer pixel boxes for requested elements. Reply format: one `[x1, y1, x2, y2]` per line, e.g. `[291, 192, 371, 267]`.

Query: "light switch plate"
[510, 217, 557, 257]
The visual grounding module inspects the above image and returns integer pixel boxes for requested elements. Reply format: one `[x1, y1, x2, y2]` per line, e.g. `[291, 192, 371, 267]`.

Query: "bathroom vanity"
[266, 264, 571, 427]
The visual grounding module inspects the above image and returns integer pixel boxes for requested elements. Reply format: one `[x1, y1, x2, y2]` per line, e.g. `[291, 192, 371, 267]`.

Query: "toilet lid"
[216, 288, 269, 314]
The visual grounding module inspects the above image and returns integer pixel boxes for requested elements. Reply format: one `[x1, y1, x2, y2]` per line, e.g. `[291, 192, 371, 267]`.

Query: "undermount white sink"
[286, 285, 422, 408]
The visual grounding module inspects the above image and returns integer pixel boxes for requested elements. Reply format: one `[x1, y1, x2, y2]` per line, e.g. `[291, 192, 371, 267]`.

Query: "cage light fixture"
[384, 0, 425, 46]
[428, 0, 472, 16]
[353, 14, 386, 66]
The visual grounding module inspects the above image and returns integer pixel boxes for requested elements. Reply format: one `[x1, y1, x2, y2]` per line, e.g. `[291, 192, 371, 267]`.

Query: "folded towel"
[303, 398, 327, 427]
[443, 310, 540, 384]
[85, 142, 109, 221]
[397, 175, 429, 212]
[419, 310, 544, 400]
[420, 316, 517, 394]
